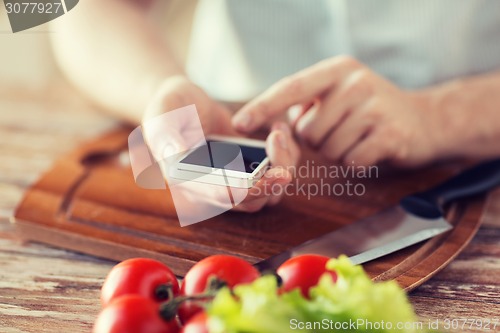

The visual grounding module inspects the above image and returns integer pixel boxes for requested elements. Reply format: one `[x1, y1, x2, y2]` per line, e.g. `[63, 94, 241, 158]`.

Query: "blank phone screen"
[179, 140, 267, 173]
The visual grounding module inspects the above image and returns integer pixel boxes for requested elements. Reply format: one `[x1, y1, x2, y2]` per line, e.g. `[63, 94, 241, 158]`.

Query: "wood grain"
[11, 127, 488, 292]
[1, 83, 499, 333]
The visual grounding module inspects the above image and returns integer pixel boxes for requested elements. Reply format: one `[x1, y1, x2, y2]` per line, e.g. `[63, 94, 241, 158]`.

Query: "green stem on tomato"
[205, 276, 228, 293]
[154, 283, 175, 302]
[158, 277, 230, 321]
[159, 294, 216, 321]
[261, 270, 283, 288]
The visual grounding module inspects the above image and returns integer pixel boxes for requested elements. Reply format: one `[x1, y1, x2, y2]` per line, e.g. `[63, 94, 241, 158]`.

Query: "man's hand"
[142, 76, 300, 215]
[233, 56, 446, 167]
[236, 122, 300, 212]
[143, 75, 236, 142]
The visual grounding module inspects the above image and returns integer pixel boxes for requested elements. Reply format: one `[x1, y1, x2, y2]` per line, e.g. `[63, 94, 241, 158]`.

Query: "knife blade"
[255, 159, 500, 271]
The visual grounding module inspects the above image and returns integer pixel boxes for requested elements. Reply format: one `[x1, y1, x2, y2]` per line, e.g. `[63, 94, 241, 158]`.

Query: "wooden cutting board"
[12, 128, 486, 291]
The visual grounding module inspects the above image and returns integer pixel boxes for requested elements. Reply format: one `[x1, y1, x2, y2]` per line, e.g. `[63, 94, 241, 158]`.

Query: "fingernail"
[233, 113, 252, 130]
[287, 104, 303, 122]
[277, 122, 290, 134]
[295, 115, 310, 136]
[162, 143, 177, 159]
[277, 132, 288, 150]
[274, 176, 291, 186]
[277, 180, 290, 187]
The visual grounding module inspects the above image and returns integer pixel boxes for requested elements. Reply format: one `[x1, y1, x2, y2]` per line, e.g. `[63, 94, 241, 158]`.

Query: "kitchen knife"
[255, 159, 500, 270]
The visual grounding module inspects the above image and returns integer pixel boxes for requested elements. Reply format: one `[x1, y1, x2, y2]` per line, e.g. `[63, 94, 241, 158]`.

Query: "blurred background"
[1, 4, 60, 214]
[0, 0, 197, 216]
[0, 5, 58, 89]
[0, 0, 196, 89]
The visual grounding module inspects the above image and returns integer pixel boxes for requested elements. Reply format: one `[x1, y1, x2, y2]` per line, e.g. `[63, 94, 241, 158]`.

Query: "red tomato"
[277, 255, 337, 298]
[101, 258, 179, 307]
[93, 295, 180, 333]
[179, 255, 259, 323]
[177, 301, 202, 326]
[181, 312, 209, 333]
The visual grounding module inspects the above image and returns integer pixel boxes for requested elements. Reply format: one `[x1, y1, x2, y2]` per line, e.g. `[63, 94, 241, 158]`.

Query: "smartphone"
[170, 135, 270, 188]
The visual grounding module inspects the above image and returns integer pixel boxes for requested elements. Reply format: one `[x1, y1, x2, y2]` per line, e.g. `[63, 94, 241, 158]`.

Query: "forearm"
[50, 0, 182, 124]
[415, 72, 500, 160]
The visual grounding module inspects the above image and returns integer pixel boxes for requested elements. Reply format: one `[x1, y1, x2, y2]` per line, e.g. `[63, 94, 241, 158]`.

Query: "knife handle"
[401, 159, 500, 218]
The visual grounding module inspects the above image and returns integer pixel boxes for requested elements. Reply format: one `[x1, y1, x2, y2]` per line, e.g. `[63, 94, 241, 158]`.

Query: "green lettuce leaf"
[207, 256, 427, 333]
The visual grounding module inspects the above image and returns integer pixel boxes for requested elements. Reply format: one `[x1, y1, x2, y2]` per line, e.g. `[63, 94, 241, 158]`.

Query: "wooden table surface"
[1, 83, 499, 333]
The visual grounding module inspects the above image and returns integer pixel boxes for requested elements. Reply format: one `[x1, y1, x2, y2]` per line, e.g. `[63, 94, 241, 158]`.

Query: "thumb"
[142, 113, 188, 162]
[266, 123, 298, 169]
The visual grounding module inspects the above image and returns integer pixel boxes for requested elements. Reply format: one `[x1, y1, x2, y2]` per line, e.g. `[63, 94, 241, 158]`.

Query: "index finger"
[232, 56, 361, 133]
